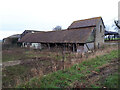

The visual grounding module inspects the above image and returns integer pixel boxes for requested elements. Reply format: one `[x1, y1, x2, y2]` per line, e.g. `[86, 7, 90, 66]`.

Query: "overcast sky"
[0, 0, 119, 40]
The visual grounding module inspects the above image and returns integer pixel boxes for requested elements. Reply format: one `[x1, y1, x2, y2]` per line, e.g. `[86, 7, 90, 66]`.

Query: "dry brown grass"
[2, 44, 118, 88]
[63, 44, 118, 69]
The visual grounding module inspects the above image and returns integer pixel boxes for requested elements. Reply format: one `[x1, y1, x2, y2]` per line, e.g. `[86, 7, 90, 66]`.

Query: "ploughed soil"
[72, 58, 119, 88]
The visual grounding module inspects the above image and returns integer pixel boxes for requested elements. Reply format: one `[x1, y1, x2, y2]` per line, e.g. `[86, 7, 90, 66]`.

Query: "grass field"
[103, 72, 119, 88]
[17, 50, 119, 88]
[2, 47, 75, 62]
[2, 47, 76, 88]
[2, 44, 119, 88]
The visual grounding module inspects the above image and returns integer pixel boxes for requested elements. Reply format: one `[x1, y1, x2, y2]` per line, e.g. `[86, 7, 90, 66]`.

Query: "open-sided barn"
[19, 17, 105, 53]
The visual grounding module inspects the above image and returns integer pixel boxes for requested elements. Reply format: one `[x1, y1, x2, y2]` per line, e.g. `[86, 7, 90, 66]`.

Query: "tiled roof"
[68, 17, 103, 29]
[19, 27, 95, 43]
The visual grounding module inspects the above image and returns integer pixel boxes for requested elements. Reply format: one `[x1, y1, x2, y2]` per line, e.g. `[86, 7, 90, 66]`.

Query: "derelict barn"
[19, 17, 105, 53]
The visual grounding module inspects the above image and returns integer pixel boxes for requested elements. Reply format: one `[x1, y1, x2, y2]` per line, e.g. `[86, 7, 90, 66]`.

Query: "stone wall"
[94, 19, 105, 49]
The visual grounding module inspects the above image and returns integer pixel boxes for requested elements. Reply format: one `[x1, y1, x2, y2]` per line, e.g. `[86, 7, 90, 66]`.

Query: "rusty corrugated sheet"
[19, 27, 95, 43]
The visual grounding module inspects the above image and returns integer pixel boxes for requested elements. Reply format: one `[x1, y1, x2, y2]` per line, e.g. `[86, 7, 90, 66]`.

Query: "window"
[100, 25, 102, 33]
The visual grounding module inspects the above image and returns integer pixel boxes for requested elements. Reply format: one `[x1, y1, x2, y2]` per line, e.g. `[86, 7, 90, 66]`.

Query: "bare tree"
[114, 20, 120, 29]
[105, 25, 110, 31]
[108, 20, 120, 32]
[53, 26, 62, 31]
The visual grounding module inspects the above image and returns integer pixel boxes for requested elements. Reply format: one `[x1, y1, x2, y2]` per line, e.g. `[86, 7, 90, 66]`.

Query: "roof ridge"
[73, 16, 102, 23]
[31, 26, 95, 34]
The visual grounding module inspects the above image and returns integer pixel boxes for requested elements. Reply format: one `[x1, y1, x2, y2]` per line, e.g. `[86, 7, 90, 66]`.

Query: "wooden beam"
[86, 43, 90, 51]
[72, 44, 75, 52]
[48, 43, 50, 49]
[63, 44, 65, 51]
[55, 43, 57, 48]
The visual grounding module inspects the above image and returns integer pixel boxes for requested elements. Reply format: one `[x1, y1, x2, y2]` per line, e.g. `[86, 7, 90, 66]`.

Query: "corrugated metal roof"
[105, 31, 119, 35]
[68, 17, 102, 29]
[19, 27, 95, 43]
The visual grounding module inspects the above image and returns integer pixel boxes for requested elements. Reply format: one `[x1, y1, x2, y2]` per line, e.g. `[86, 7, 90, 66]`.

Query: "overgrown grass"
[17, 50, 118, 88]
[2, 48, 32, 62]
[2, 65, 30, 88]
[103, 73, 119, 88]
[2, 47, 71, 62]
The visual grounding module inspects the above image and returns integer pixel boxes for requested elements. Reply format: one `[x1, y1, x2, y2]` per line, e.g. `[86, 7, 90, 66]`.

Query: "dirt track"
[2, 60, 21, 67]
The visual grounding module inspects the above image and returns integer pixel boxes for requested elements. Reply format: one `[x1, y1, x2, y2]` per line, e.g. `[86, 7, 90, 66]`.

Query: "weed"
[2, 65, 30, 88]
[17, 50, 118, 88]
[103, 73, 119, 88]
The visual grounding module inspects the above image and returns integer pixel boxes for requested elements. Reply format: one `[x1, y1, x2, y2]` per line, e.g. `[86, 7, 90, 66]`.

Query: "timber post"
[48, 43, 50, 49]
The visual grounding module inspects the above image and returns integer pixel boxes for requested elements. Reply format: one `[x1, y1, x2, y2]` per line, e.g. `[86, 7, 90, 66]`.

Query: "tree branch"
[114, 20, 120, 29]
